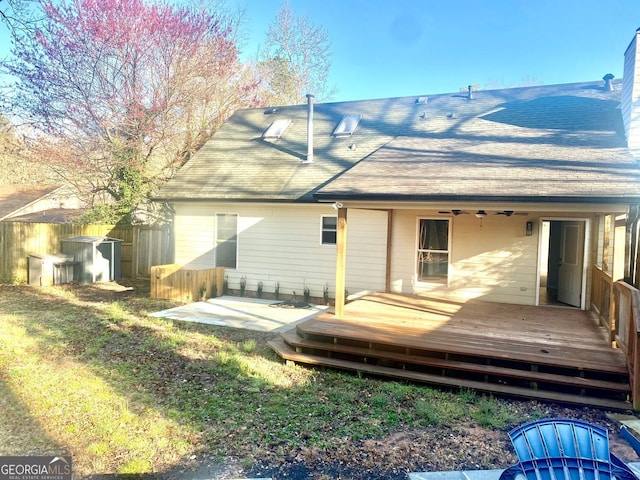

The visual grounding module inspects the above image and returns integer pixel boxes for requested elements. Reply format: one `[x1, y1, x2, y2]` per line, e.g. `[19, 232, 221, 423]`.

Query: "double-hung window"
[321, 215, 337, 245]
[215, 213, 238, 269]
[417, 218, 449, 283]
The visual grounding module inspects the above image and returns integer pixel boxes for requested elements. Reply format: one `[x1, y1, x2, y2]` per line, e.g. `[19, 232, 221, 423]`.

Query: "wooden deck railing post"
[631, 288, 640, 410]
[334, 207, 347, 317]
[613, 280, 640, 410]
[634, 332, 640, 411]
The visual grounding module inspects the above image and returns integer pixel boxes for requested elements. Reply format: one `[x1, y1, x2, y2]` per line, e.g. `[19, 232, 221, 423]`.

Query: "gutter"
[312, 192, 640, 205]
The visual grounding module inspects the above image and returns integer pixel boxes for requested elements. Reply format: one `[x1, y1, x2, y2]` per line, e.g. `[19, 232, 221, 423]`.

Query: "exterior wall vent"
[603, 73, 615, 91]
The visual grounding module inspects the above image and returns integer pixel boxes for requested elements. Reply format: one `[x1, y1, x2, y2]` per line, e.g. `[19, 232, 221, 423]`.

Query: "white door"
[557, 221, 585, 307]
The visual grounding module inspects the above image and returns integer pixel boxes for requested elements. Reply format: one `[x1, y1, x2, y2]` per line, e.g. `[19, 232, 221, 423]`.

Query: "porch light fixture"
[475, 210, 487, 218]
[526, 221, 533, 236]
[332, 202, 344, 210]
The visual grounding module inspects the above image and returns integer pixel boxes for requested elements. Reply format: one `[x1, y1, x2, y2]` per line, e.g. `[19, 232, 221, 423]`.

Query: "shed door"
[557, 221, 585, 307]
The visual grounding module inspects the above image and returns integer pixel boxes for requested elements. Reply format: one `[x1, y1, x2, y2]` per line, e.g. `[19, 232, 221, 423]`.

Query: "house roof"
[0, 185, 61, 220]
[4, 208, 85, 223]
[155, 80, 640, 204]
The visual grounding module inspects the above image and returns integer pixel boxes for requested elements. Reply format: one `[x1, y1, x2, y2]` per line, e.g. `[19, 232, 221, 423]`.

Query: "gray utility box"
[61, 236, 122, 283]
[28, 253, 76, 286]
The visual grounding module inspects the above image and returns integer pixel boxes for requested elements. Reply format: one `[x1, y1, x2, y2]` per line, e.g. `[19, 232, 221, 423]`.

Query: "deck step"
[279, 332, 630, 394]
[268, 338, 632, 411]
[297, 318, 629, 376]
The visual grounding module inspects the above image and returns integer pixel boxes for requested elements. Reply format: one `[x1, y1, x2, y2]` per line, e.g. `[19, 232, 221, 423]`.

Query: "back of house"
[155, 29, 640, 311]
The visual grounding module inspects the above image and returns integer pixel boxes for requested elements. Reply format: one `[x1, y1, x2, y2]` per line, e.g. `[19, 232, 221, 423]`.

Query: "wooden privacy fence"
[613, 280, 640, 410]
[108, 224, 173, 278]
[0, 221, 172, 283]
[150, 264, 224, 302]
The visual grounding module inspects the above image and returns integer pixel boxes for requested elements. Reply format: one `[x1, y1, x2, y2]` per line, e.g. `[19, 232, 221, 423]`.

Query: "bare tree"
[257, 2, 336, 105]
[0, 0, 41, 34]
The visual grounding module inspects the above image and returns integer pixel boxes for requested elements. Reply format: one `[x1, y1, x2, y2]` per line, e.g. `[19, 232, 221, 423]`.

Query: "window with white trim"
[417, 218, 449, 283]
[215, 213, 238, 269]
[321, 215, 337, 245]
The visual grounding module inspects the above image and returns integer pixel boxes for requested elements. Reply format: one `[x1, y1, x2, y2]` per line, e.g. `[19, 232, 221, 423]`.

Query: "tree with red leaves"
[2, 0, 258, 222]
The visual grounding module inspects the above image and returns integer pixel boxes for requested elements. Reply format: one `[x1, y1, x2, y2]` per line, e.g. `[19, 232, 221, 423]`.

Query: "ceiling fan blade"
[496, 210, 529, 217]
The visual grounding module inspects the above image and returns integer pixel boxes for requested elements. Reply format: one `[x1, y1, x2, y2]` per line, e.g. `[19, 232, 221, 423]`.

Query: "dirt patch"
[244, 414, 638, 480]
[165, 405, 640, 480]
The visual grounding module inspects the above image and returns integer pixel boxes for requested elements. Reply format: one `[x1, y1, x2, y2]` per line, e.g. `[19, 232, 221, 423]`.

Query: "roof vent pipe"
[305, 93, 314, 163]
[603, 73, 615, 91]
[467, 85, 473, 100]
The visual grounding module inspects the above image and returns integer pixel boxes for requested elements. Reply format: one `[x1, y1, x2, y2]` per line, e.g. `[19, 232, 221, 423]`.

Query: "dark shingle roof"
[0, 185, 61, 220]
[155, 80, 640, 204]
[4, 208, 85, 223]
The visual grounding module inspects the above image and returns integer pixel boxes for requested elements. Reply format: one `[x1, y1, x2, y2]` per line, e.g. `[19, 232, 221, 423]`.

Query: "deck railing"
[591, 266, 614, 343]
[613, 280, 640, 410]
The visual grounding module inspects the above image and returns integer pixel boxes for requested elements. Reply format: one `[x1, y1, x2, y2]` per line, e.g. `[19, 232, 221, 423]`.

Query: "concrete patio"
[148, 295, 330, 332]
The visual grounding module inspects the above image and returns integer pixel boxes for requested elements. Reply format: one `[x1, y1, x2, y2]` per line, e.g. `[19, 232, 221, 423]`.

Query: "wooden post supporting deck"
[335, 207, 347, 317]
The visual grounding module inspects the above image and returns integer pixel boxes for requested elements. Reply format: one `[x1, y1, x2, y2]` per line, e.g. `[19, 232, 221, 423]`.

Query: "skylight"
[333, 114, 362, 136]
[262, 119, 291, 139]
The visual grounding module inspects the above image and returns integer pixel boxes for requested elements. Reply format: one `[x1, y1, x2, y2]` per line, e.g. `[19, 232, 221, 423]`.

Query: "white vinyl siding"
[173, 204, 387, 299]
[622, 30, 640, 156]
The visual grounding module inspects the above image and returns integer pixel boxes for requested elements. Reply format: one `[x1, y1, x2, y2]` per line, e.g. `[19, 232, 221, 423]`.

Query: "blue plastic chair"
[499, 418, 639, 480]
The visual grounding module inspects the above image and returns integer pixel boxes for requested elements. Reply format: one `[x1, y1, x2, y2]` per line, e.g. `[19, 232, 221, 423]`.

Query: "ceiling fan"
[438, 209, 469, 216]
[495, 210, 528, 217]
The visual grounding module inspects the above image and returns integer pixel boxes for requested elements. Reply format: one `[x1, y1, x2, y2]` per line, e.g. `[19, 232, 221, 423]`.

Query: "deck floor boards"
[300, 292, 627, 374]
[271, 293, 632, 408]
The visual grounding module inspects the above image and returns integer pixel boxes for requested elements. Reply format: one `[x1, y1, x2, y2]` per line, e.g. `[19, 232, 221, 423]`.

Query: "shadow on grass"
[0, 283, 304, 477]
[0, 378, 66, 457]
[0, 282, 537, 480]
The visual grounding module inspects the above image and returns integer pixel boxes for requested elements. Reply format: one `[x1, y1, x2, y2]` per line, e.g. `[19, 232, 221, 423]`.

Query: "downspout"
[305, 93, 314, 163]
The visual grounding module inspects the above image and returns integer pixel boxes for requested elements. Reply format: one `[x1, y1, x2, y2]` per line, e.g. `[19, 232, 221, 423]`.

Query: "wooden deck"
[269, 292, 632, 410]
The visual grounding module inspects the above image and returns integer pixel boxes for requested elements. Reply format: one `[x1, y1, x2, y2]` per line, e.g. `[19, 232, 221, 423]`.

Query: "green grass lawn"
[0, 282, 587, 478]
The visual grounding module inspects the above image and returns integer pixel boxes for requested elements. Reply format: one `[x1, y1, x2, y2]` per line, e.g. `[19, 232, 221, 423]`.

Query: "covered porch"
[277, 202, 640, 410]
[269, 291, 635, 410]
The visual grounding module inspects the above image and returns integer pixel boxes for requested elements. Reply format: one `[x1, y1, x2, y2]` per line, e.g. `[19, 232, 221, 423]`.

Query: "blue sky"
[232, 0, 640, 102]
[1, 0, 640, 103]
